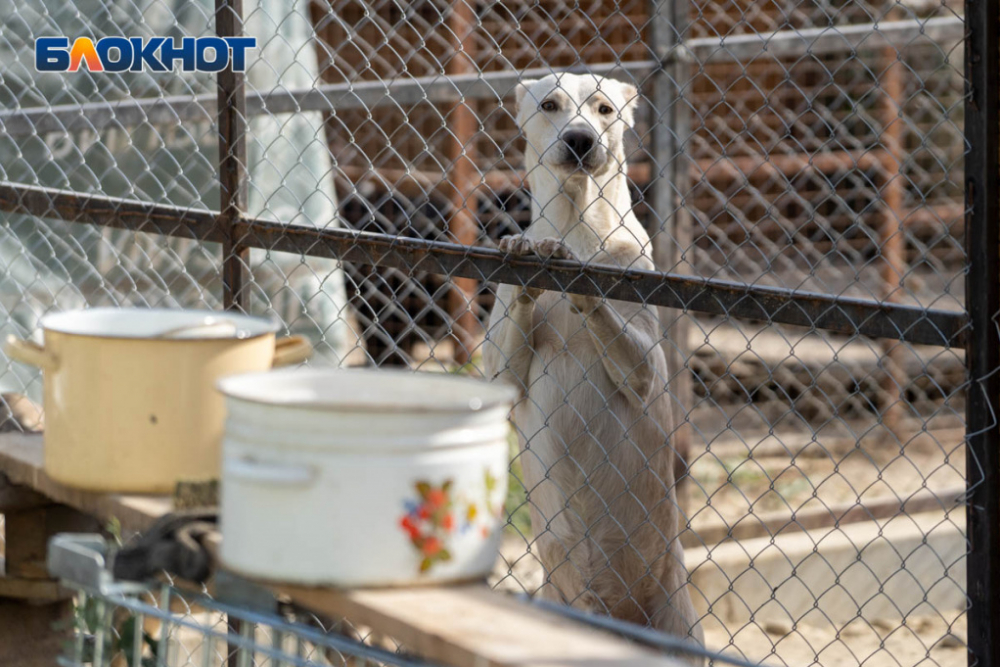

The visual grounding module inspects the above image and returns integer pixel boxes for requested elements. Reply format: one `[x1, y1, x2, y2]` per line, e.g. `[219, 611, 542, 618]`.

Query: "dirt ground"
[495, 420, 969, 667]
[702, 612, 967, 666]
[681, 422, 966, 538]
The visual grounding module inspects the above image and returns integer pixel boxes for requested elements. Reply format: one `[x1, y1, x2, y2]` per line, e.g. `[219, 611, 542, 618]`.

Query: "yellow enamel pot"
[5, 308, 311, 493]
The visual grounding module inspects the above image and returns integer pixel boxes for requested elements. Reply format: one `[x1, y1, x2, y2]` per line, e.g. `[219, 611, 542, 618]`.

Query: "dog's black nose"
[561, 130, 597, 163]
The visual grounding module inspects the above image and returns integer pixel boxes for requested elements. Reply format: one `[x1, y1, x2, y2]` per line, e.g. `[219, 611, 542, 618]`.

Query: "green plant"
[117, 615, 159, 667]
[106, 516, 123, 546]
[60, 595, 158, 667]
[449, 350, 485, 378]
[504, 429, 532, 536]
[774, 476, 812, 503]
[724, 457, 769, 490]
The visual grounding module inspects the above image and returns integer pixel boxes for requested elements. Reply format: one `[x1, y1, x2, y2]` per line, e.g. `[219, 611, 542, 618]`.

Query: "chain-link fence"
[1, 0, 998, 665]
[56, 579, 755, 667]
[61, 581, 440, 667]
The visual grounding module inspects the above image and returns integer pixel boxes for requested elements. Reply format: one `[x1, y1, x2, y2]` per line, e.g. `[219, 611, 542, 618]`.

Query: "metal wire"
[58, 583, 438, 667]
[0, 0, 984, 665]
[57, 581, 757, 667]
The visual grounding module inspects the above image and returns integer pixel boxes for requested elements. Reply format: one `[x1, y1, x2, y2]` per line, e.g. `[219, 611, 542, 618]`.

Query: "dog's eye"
[598, 104, 614, 115]
[540, 100, 558, 112]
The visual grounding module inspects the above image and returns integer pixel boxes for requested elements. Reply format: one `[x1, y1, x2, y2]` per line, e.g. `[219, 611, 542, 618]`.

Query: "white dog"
[483, 73, 703, 654]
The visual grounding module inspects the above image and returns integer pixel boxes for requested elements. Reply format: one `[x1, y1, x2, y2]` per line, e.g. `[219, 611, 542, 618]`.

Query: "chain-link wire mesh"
[60, 583, 437, 667]
[0, 0, 983, 665]
[57, 581, 755, 667]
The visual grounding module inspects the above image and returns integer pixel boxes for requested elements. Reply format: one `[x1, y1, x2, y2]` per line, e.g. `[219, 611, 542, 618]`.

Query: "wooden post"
[877, 40, 909, 433]
[445, 0, 482, 365]
[0, 477, 99, 667]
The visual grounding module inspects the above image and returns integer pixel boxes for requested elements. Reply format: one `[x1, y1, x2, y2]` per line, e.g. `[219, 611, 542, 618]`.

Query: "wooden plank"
[272, 583, 686, 667]
[208, 531, 685, 667]
[0, 565, 70, 602]
[0, 433, 171, 534]
[0, 473, 48, 512]
[5, 504, 99, 579]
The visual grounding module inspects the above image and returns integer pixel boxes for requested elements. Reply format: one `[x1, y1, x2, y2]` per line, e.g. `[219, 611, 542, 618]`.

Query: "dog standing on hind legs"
[483, 73, 703, 660]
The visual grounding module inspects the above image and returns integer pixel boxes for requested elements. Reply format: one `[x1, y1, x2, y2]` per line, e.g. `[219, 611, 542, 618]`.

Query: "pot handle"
[224, 457, 317, 486]
[272, 335, 312, 367]
[5, 336, 58, 371]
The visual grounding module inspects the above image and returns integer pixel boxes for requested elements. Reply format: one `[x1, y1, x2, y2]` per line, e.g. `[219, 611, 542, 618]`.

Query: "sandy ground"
[702, 613, 967, 667]
[494, 420, 969, 667]
[494, 535, 968, 667]
[682, 424, 966, 536]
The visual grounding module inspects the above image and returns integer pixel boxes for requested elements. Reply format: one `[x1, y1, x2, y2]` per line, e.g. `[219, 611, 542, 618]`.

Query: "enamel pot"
[217, 367, 517, 587]
[5, 308, 311, 492]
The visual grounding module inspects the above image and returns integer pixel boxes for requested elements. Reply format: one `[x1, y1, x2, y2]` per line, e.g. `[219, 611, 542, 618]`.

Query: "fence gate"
[0, 0, 998, 665]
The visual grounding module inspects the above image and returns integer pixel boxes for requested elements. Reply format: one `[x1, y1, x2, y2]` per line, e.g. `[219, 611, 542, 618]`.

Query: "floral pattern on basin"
[399, 480, 456, 573]
[400, 469, 505, 574]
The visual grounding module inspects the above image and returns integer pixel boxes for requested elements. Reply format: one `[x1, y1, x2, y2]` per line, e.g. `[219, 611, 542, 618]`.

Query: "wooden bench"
[0, 432, 688, 667]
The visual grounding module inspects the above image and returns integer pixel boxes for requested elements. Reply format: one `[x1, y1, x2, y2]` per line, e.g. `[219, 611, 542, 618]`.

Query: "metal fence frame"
[0, 0, 996, 664]
[962, 1, 999, 665]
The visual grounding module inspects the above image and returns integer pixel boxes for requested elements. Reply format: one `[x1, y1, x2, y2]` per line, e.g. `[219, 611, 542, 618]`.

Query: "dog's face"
[515, 73, 638, 178]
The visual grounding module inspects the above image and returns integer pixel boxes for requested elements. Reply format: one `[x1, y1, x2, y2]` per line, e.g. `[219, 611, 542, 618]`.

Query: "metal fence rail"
[0, 17, 965, 138]
[0, 181, 968, 346]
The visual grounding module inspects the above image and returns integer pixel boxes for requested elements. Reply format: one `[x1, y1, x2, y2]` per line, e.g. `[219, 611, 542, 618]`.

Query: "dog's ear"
[617, 81, 641, 127]
[515, 80, 538, 115]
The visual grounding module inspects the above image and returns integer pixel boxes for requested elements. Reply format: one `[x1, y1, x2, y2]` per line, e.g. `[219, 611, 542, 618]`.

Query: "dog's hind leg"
[648, 571, 705, 666]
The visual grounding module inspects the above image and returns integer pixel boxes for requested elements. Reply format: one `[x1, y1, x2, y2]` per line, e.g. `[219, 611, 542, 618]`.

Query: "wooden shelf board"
[0, 432, 687, 667]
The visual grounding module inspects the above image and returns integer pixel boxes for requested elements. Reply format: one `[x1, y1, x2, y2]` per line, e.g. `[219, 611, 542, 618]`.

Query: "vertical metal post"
[226, 616, 243, 667]
[157, 585, 173, 667]
[648, 0, 694, 485]
[445, 0, 482, 365]
[217, 0, 250, 311]
[964, 0, 1000, 664]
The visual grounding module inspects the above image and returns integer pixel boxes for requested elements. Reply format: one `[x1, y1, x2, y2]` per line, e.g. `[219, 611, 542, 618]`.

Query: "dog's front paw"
[498, 235, 577, 261]
[498, 235, 535, 256]
[532, 237, 577, 261]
